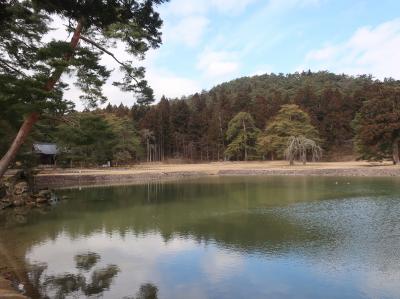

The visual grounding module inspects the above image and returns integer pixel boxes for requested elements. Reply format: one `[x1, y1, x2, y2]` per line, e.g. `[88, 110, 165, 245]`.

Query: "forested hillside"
[124, 71, 400, 162]
[2, 71, 400, 166]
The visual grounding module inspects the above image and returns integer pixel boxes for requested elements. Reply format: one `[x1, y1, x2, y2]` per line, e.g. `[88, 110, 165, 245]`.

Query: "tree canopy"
[0, 0, 167, 177]
[353, 86, 400, 164]
[5, 71, 400, 167]
[225, 112, 259, 161]
[257, 104, 320, 159]
[55, 112, 142, 166]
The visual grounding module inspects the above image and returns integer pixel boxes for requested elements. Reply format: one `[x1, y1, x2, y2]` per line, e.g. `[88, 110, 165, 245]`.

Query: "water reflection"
[19, 252, 119, 298]
[75, 252, 100, 271]
[1, 176, 400, 298]
[127, 284, 158, 299]
[23, 251, 158, 298]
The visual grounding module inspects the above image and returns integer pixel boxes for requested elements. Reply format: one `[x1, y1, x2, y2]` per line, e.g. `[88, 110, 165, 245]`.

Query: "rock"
[12, 199, 24, 207]
[13, 182, 28, 195]
[36, 197, 48, 204]
[37, 189, 52, 199]
[20, 193, 31, 202]
[25, 201, 36, 208]
[0, 201, 12, 210]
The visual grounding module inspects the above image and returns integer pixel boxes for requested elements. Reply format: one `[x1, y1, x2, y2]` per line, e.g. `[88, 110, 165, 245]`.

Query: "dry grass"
[36, 160, 395, 176]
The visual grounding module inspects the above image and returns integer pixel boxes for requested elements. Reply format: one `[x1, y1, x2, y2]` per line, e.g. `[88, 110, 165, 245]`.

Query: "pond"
[1, 176, 400, 299]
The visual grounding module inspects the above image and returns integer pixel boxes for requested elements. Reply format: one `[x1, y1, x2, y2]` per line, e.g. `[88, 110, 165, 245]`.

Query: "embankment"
[33, 161, 400, 189]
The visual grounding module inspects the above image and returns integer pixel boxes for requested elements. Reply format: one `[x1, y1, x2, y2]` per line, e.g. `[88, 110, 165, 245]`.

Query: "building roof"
[33, 143, 58, 155]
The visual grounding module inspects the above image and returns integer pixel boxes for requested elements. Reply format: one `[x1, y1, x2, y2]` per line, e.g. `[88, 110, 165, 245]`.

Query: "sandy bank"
[32, 161, 400, 189]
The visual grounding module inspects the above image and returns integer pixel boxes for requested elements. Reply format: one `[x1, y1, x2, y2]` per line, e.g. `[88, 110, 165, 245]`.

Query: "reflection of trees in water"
[4, 178, 399, 297]
[26, 251, 119, 298]
[123, 283, 159, 299]
[84, 264, 120, 296]
[74, 252, 100, 271]
[43, 264, 120, 298]
[24, 251, 158, 299]
[135, 283, 158, 299]
[44, 273, 85, 298]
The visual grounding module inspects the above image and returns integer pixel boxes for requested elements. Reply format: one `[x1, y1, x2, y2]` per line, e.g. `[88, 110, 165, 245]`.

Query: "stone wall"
[33, 171, 207, 190]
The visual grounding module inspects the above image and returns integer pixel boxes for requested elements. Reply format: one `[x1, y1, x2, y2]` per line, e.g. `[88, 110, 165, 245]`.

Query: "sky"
[59, 0, 400, 109]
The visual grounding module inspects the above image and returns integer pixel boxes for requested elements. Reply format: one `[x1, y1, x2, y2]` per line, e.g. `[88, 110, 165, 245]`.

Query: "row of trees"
[222, 104, 322, 164]
[2, 69, 400, 168]
[95, 72, 399, 165]
[1, 1, 399, 175]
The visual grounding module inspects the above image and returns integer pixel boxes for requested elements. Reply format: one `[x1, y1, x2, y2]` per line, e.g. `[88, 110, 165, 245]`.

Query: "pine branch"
[65, 25, 140, 85]
[0, 59, 28, 78]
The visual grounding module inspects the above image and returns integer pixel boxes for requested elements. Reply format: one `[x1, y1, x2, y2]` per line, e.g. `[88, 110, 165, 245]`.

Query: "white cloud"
[210, 0, 258, 14]
[262, 0, 320, 14]
[197, 49, 240, 79]
[146, 68, 201, 99]
[160, 0, 208, 17]
[26, 231, 199, 298]
[160, 0, 258, 17]
[164, 16, 210, 47]
[140, 51, 201, 100]
[302, 18, 400, 79]
[201, 250, 244, 282]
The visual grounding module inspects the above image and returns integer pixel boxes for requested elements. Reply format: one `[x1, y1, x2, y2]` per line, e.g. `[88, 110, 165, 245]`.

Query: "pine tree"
[353, 87, 400, 164]
[258, 104, 320, 159]
[225, 112, 259, 161]
[0, 0, 167, 178]
[170, 100, 190, 158]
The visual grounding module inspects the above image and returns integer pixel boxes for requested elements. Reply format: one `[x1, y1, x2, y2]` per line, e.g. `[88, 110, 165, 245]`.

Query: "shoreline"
[32, 161, 400, 189]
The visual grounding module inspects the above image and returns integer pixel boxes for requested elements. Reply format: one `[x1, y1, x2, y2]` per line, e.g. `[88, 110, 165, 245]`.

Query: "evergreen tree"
[156, 96, 172, 160]
[188, 93, 208, 159]
[258, 104, 320, 159]
[225, 112, 259, 161]
[105, 114, 143, 164]
[170, 100, 190, 158]
[56, 113, 116, 166]
[353, 87, 400, 164]
[0, 0, 167, 178]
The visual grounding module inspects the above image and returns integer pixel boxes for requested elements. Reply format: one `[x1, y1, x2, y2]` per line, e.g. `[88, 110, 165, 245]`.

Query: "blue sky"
[62, 0, 400, 108]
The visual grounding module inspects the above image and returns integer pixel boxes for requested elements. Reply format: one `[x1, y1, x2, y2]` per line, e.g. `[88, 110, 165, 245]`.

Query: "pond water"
[1, 176, 400, 299]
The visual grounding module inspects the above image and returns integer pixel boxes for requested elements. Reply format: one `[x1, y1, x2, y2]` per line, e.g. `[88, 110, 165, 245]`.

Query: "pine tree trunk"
[393, 137, 400, 165]
[0, 19, 84, 179]
[0, 112, 39, 177]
